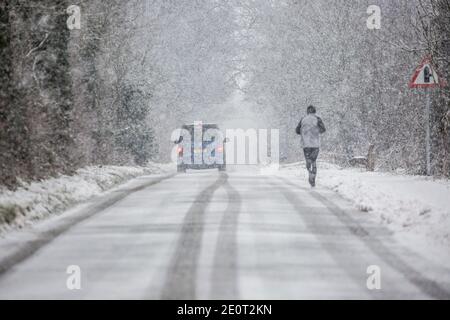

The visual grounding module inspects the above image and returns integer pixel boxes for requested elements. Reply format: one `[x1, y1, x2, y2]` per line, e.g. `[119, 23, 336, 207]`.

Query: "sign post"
[408, 56, 446, 176]
[425, 90, 431, 176]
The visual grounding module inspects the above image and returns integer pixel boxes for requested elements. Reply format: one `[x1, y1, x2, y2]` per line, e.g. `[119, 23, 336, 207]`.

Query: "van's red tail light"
[217, 146, 224, 152]
[177, 147, 183, 154]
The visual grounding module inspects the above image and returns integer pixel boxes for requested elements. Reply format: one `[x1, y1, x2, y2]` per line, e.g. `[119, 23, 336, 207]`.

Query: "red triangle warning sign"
[409, 56, 446, 88]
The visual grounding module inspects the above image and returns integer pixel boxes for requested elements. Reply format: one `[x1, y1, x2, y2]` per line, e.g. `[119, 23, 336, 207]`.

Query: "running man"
[295, 105, 326, 187]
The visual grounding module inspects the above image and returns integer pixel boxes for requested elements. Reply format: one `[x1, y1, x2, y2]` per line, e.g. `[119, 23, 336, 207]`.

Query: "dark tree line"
[0, 1, 157, 189]
[1, 0, 241, 190]
[1, 1, 77, 189]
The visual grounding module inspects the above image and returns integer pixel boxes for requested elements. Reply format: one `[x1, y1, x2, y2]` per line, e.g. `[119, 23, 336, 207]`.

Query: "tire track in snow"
[210, 176, 241, 299]
[160, 173, 227, 299]
[277, 176, 450, 299]
[273, 177, 382, 299]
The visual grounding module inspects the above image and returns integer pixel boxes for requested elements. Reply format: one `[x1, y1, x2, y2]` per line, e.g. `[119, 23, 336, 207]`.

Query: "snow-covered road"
[0, 169, 449, 299]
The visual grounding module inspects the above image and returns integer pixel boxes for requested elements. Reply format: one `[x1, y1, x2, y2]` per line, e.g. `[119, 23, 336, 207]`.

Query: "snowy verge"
[0, 162, 174, 234]
[280, 162, 450, 262]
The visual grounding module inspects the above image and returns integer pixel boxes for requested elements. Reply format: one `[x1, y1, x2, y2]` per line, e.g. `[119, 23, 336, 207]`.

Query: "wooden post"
[366, 144, 375, 172]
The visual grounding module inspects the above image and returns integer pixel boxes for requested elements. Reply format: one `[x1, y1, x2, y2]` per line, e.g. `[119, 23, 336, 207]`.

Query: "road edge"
[0, 173, 176, 276]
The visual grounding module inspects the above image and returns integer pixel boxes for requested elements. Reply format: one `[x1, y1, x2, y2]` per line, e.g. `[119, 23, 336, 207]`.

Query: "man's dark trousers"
[303, 147, 320, 178]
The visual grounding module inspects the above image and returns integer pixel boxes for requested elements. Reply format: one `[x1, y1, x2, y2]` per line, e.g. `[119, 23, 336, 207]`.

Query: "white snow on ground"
[2, 159, 449, 265]
[279, 162, 450, 263]
[0, 162, 174, 234]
